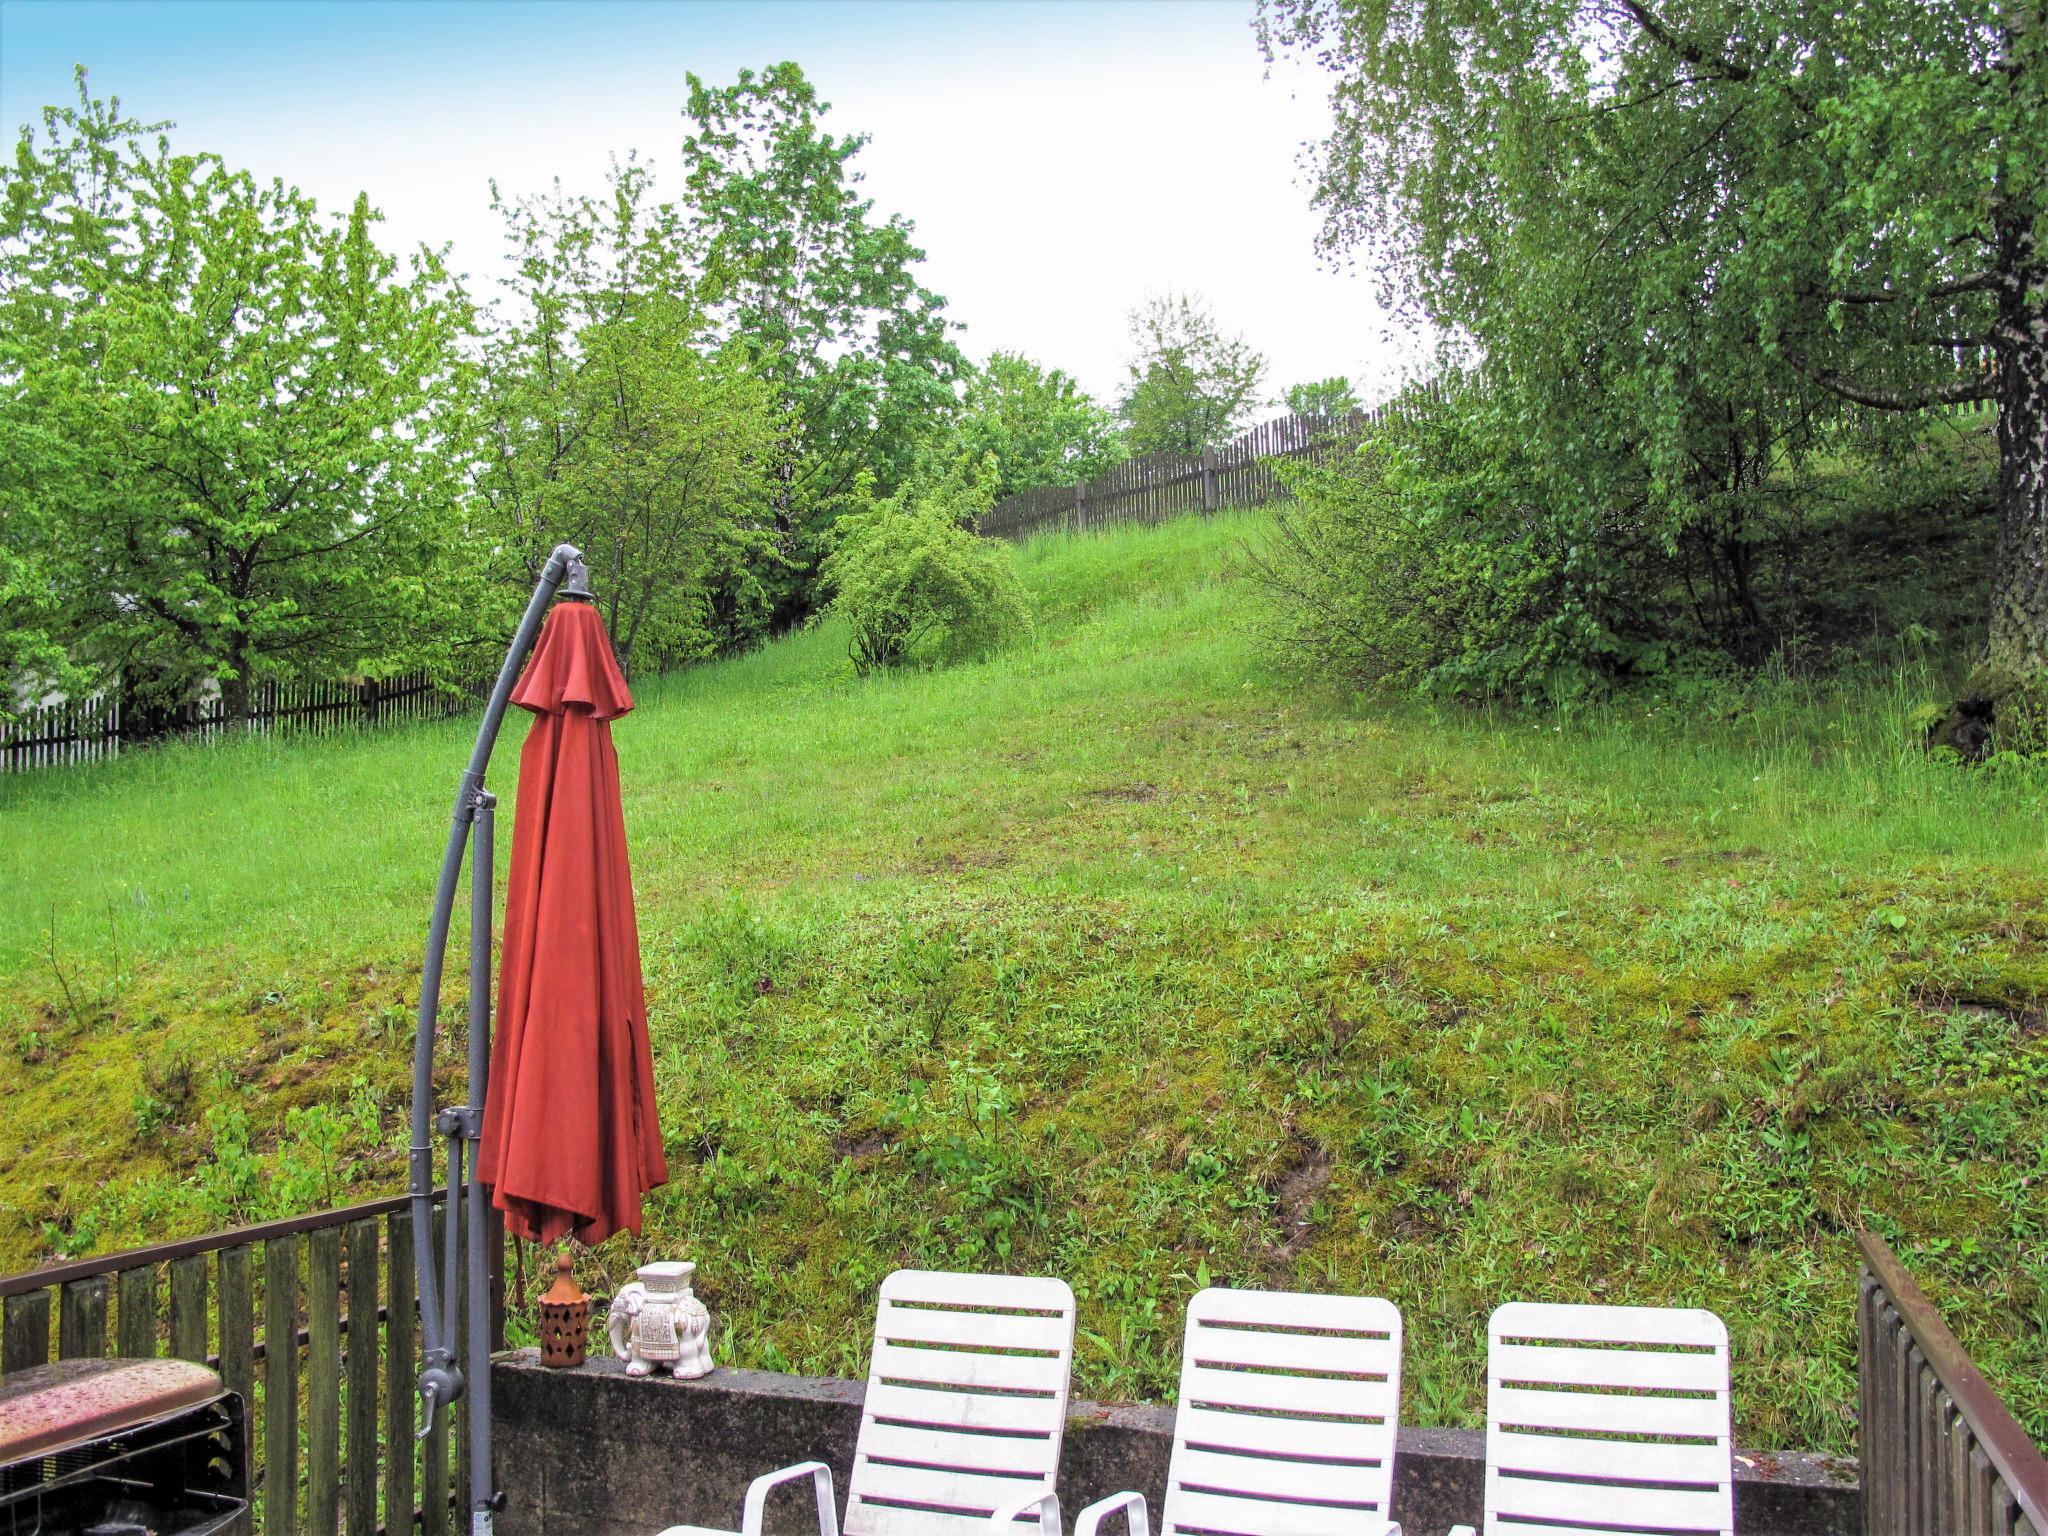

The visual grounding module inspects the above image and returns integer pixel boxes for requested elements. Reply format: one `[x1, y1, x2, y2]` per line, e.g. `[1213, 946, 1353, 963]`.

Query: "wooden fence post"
[1200, 451, 1219, 513]
[1073, 480, 1088, 533]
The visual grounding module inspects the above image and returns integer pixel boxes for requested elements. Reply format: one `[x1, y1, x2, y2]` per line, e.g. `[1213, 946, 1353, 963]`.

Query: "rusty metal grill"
[1, 1391, 244, 1535]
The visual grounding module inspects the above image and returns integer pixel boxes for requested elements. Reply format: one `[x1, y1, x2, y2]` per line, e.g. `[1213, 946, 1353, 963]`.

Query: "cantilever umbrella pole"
[408, 541, 591, 1536]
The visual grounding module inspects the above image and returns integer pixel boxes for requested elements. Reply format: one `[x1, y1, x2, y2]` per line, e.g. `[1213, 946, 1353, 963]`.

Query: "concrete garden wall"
[493, 1350, 1861, 1535]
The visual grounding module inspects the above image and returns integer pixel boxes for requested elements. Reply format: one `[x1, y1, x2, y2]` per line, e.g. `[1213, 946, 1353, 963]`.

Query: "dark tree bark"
[1944, 2, 2048, 746]
[1981, 225, 2048, 686]
[1925, 213, 2046, 755]
[217, 658, 251, 726]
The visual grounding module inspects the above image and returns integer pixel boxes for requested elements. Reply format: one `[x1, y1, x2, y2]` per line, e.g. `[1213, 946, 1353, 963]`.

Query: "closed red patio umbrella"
[476, 597, 667, 1246]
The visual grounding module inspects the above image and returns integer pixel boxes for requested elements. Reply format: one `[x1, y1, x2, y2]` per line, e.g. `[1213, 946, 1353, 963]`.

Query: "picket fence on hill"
[977, 386, 1446, 542]
[976, 347, 2001, 545]
[1, 670, 453, 774]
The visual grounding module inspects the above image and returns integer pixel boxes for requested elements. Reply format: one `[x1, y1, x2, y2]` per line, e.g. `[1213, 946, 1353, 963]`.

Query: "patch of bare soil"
[1659, 846, 1766, 868]
[1262, 1136, 1332, 1264]
[831, 1128, 896, 1164]
[1087, 782, 1164, 803]
[1910, 985, 2046, 1036]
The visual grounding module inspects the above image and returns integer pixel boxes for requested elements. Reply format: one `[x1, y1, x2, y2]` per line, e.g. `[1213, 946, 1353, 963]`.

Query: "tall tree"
[1119, 291, 1268, 454]
[0, 73, 482, 722]
[478, 161, 776, 671]
[1260, 0, 2048, 730]
[681, 63, 967, 627]
[1285, 375, 1361, 420]
[944, 350, 1125, 499]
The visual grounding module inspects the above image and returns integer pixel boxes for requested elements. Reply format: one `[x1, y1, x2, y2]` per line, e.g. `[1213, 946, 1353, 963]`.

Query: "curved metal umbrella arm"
[407, 543, 584, 1445]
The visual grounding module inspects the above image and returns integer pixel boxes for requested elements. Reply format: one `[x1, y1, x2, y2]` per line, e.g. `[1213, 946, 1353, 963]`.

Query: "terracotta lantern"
[537, 1253, 591, 1368]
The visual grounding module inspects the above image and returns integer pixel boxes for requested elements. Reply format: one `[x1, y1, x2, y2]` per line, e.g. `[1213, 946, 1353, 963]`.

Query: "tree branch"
[1796, 359, 1997, 411]
[1555, 73, 1713, 124]
[1614, 1, 1754, 82]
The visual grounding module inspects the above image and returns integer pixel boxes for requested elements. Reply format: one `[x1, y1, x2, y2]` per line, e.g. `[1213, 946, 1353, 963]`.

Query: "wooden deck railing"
[1859, 1231, 2047, 1535]
[0, 1192, 503, 1536]
[10, 1212, 2042, 1533]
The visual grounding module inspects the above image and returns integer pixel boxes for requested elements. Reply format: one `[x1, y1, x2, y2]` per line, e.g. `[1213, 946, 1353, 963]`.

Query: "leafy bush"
[1254, 383, 1999, 707]
[824, 456, 1033, 675]
[1252, 388, 1631, 705]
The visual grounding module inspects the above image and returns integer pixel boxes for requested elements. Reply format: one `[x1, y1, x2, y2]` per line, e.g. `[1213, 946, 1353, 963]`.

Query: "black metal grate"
[1, 1395, 245, 1535]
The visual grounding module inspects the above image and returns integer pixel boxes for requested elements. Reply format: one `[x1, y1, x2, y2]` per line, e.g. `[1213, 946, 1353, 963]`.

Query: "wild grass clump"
[1, 508, 2041, 1452]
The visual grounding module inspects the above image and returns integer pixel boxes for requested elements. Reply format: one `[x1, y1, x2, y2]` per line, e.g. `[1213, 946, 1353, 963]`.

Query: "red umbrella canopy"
[477, 600, 667, 1246]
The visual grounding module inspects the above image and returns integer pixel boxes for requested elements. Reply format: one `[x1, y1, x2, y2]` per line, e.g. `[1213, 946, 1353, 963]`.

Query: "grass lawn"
[1, 508, 2042, 1453]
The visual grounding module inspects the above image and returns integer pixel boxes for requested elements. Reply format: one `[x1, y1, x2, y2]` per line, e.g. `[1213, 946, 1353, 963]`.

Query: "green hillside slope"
[1, 509, 2041, 1451]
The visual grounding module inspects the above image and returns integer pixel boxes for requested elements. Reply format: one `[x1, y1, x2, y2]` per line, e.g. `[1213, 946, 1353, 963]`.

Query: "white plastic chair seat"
[1075, 1286, 1405, 1536]
[650, 1272, 1078, 1536]
[1448, 1300, 1735, 1536]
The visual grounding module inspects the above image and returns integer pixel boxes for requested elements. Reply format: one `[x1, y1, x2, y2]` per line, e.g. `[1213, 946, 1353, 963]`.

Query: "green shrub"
[1253, 384, 1999, 706]
[824, 455, 1033, 675]
[1252, 389, 1632, 705]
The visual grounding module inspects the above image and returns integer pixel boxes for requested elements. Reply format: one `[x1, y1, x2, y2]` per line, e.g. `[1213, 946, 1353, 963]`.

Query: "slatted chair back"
[1158, 1287, 1404, 1536]
[845, 1270, 1079, 1536]
[1480, 1302, 1734, 1536]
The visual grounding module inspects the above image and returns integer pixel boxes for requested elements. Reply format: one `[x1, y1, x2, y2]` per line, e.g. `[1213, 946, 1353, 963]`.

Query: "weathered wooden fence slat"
[117, 1263, 157, 1356]
[220, 1244, 257, 1536]
[305, 1226, 343, 1536]
[421, 1206, 450, 1536]
[2, 1289, 50, 1372]
[170, 1251, 209, 1362]
[345, 1219, 380, 1536]
[267, 1233, 302, 1536]
[387, 1212, 417, 1536]
[1857, 1231, 2047, 1536]
[58, 1273, 107, 1358]
[453, 1205, 469, 1536]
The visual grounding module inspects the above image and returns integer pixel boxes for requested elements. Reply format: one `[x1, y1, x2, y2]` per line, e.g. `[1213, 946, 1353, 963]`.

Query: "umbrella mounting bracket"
[437, 1107, 483, 1137]
[407, 542, 585, 1536]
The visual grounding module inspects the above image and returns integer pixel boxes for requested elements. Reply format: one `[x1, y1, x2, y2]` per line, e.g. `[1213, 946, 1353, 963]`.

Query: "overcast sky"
[0, 0, 1424, 408]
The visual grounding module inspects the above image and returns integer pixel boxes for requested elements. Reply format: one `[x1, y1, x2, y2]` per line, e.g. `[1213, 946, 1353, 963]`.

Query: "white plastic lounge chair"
[1447, 1300, 1734, 1536]
[654, 1269, 1079, 1536]
[1073, 1286, 1406, 1536]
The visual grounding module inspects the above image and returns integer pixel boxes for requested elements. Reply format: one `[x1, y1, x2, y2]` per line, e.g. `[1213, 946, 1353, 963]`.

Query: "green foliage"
[1283, 375, 1360, 420]
[478, 160, 778, 670]
[1257, 385, 2000, 703]
[1254, 388, 1613, 703]
[1259, 0, 2047, 687]
[823, 456, 1032, 674]
[0, 64, 973, 713]
[683, 63, 967, 625]
[938, 351, 1125, 499]
[1119, 290, 1267, 454]
[0, 511, 82, 729]
[0, 72, 486, 721]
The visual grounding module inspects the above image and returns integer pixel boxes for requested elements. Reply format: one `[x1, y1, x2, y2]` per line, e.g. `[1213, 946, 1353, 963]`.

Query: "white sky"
[0, 0, 1427, 408]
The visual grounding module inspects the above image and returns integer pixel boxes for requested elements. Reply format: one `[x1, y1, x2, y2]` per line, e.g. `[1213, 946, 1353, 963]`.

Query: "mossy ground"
[2, 509, 2042, 1452]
